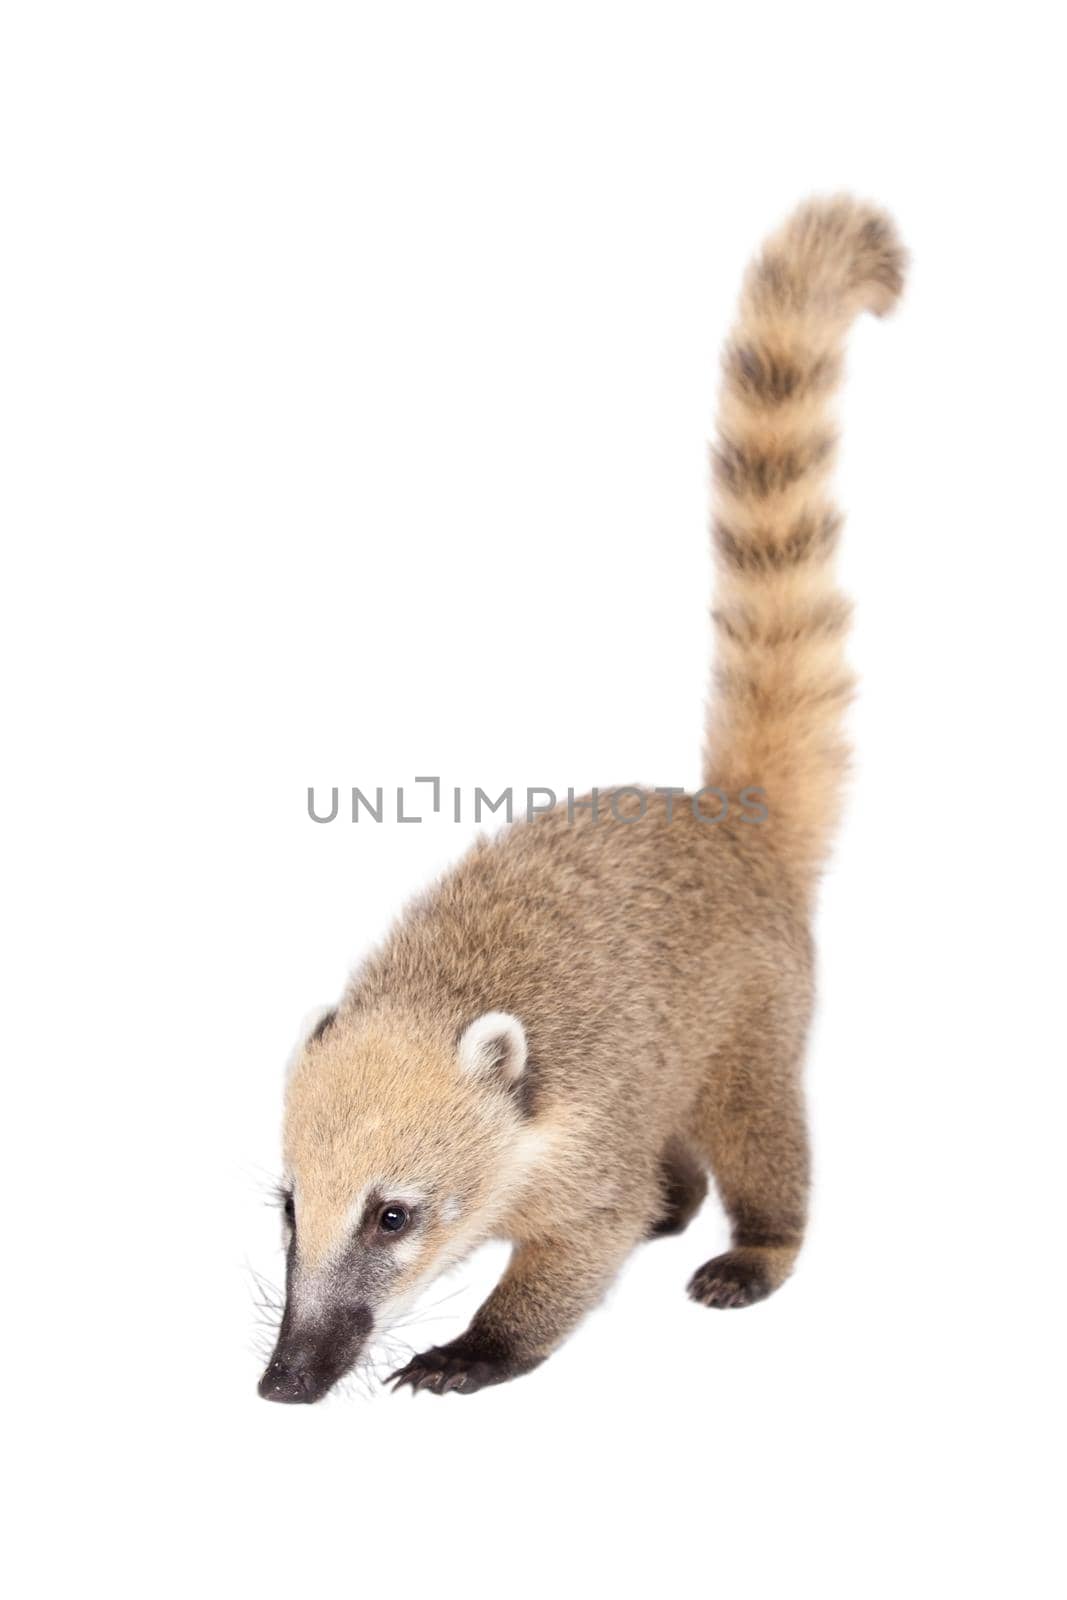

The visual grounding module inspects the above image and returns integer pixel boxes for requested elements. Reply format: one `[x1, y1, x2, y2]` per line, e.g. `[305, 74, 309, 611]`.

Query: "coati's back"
[260, 197, 905, 1403]
[352, 789, 814, 1133]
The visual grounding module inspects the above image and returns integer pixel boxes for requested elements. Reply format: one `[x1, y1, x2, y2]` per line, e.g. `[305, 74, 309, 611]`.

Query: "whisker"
[247, 1263, 283, 1296]
[409, 1282, 471, 1313]
[385, 1305, 463, 1331]
[245, 1164, 288, 1203]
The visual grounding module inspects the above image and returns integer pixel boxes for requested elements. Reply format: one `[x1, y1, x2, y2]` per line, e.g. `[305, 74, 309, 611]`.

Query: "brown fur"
[263, 196, 906, 1400]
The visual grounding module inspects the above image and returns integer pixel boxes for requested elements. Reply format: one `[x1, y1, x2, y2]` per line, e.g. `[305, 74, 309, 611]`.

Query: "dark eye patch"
[355, 1193, 421, 1246]
[378, 1204, 409, 1234]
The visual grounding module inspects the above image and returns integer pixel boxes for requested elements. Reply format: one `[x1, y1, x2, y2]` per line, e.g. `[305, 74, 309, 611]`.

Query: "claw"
[386, 1343, 509, 1397]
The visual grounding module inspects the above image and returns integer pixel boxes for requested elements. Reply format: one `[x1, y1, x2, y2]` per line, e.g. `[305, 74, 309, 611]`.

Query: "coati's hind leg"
[648, 1135, 708, 1237]
[688, 1055, 809, 1309]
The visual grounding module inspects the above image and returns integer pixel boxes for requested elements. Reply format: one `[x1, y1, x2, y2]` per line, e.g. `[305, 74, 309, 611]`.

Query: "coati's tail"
[705, 196, 905, 890]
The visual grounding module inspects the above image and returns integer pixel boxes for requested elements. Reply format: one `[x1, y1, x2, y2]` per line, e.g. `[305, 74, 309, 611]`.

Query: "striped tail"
[705, 196, 906, 891]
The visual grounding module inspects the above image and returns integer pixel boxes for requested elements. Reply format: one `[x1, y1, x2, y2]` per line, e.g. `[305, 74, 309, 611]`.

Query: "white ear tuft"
[457, 1012, 527, 1085]
[302, 1005, 337, 1045]
[284, 1005, 337, 1082]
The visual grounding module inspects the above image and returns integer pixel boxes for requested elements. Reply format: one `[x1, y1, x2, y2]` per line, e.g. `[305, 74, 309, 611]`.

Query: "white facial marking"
[341, 1183, 375, 1239]
[441, 1196, 462, 1224]
[391, 1235, 423, 1269]
[458, 1011, 527, 1083]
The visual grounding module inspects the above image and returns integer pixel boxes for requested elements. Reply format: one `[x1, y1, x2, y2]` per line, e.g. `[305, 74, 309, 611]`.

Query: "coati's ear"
[457, 1012, 527, 1085]
[284, 1005, 337, 1081]
[306, 1006, 337, 1044]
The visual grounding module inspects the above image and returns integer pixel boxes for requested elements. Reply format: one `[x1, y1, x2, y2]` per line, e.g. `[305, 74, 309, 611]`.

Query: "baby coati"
[259, 196, 905, 1402]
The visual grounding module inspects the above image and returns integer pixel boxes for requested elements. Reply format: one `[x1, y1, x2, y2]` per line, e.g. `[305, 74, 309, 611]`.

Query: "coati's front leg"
[688, 1057, 809, 1309]
[390, 1221, 643, 1396]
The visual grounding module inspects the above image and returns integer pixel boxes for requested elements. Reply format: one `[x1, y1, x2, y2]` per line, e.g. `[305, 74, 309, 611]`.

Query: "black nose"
[258, 1357, 321, 1404]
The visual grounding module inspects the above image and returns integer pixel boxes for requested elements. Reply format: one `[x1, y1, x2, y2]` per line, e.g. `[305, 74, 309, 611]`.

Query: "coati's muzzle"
[258, 1301, 373, 1404]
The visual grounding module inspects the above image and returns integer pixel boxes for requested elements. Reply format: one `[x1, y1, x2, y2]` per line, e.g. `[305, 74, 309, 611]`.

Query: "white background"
[3, 3, 1064, 1595]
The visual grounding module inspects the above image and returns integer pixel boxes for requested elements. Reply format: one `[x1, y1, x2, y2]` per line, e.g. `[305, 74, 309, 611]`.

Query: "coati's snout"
[259, 1301, 373, 1404]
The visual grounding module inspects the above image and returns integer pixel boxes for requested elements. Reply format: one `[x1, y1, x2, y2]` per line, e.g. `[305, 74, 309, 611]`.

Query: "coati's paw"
[687, 1250, 774, 1310]
[388, 1333, 529, 1396]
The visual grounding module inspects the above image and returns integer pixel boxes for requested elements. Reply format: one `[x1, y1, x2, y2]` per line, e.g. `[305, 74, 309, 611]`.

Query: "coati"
[259, 196, 905, 1402]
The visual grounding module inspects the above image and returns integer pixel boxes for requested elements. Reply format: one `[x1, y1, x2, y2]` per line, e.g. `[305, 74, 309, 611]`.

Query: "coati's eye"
[282, 1190, 295, 1226]
[378, 1204, 409, 1234]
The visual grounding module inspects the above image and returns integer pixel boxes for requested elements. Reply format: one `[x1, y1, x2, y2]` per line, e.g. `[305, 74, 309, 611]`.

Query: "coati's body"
[260, 197, 905, 1401]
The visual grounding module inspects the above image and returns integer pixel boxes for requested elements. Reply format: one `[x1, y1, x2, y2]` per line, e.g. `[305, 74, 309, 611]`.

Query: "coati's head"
[258, 1005, 535, 1403]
